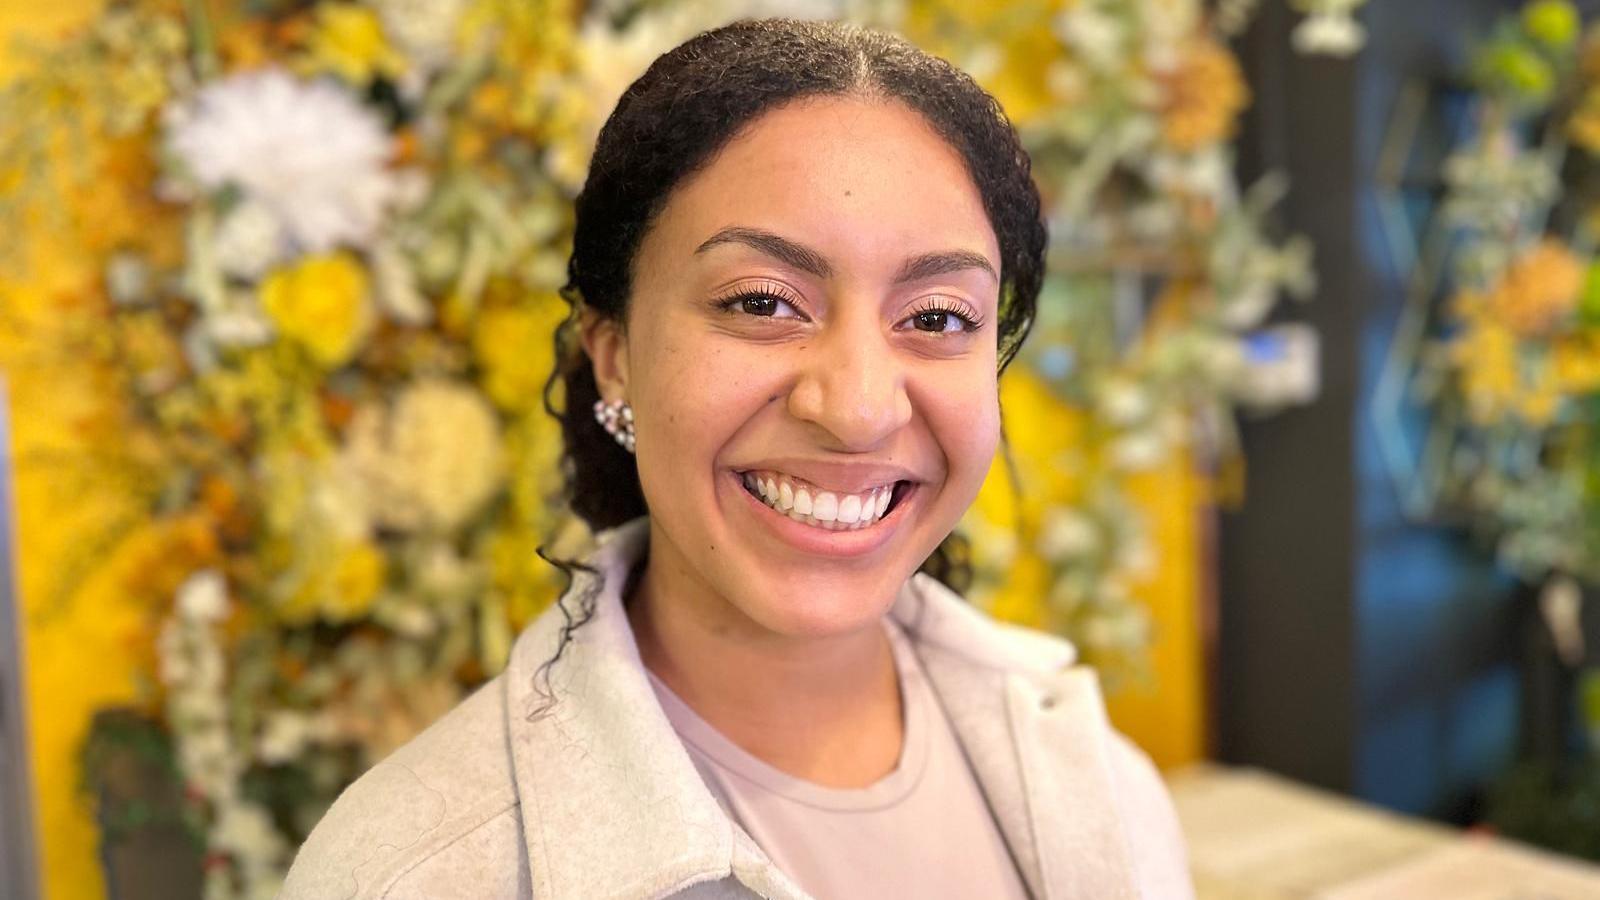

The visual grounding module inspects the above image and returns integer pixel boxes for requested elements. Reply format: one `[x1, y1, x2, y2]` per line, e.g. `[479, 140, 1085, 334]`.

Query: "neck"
[624, 521, 904, 788]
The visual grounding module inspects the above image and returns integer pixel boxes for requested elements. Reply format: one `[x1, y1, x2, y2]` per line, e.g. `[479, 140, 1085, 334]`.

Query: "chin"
[727, 569, 905, 640]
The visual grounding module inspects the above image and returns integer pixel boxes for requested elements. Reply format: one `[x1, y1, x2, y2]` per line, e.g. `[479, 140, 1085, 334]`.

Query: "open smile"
[727, 469, 920, 557]
[737, 469, 914, 530]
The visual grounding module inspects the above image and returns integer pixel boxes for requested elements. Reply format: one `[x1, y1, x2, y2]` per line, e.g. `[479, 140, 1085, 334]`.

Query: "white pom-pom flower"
[166, 67, 399, 253]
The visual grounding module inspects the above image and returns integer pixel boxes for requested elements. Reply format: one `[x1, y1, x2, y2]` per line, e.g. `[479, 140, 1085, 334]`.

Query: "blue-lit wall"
[1222, 0, 1537, 821]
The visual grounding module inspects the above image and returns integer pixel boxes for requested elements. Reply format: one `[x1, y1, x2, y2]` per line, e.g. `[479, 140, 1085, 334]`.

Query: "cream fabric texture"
[281, 517, 1195, 899]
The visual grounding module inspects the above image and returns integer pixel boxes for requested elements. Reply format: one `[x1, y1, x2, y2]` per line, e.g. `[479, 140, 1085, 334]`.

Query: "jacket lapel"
[893, 574, 1143, 900]
[501, 519, 806, 900]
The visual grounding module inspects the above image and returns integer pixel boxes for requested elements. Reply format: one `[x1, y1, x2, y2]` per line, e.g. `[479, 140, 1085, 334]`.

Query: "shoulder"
[281, 676, 529, 899]
[1105, 729, 1195, 900]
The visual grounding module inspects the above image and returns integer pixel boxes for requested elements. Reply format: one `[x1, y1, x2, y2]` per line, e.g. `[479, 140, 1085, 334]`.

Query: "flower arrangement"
[1398, 0, 1600, 594]
[908, 0, 1317, 680]
[1, 1, 1325, 894]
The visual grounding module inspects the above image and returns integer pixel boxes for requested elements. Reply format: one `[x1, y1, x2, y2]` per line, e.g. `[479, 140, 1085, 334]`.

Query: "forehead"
[642, 95, 999, 274]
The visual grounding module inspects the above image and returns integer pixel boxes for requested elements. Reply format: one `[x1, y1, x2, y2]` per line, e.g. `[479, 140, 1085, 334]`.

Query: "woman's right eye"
[722, 290, 803, 319]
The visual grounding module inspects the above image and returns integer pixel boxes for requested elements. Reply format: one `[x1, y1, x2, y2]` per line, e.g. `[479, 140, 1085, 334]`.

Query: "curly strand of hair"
[525, 543, 601, 721]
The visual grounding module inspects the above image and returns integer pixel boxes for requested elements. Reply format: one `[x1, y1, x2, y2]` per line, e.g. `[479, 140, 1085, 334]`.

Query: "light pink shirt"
[646, 617, 1034, 900]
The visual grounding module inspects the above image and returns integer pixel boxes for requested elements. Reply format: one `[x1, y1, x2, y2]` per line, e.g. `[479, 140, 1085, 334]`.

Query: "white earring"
[593, 398, 636, 454]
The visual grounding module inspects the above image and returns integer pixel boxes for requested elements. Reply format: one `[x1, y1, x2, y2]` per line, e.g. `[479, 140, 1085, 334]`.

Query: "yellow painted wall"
[1111, 460, 1208, 768]
[1, 7, 1206, 899]
[3, 5, 141, 899]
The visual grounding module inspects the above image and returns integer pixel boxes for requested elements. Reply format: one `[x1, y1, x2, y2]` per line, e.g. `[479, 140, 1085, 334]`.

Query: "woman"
[285, 17, 1192, 900]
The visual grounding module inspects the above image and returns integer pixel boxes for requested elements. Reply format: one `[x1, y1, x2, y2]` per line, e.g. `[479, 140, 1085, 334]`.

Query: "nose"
[786, 310, 912, 449]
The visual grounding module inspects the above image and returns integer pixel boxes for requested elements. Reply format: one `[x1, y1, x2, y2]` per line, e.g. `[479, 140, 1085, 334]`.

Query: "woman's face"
[590, 95, 1002, 640]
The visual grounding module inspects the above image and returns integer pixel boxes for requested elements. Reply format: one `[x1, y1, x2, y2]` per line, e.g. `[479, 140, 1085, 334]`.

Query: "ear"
[578, 307, 630, 402]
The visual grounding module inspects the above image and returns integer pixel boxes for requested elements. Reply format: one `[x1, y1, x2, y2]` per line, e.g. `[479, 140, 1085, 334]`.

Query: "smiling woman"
[284, 17, 1192, 900]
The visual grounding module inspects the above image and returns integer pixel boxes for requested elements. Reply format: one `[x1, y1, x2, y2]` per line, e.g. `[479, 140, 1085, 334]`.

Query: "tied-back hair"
[531, 18, 1047, 714]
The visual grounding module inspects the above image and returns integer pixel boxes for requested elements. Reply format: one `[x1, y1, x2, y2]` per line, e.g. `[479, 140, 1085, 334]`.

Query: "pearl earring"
[593, 398, 636, 454]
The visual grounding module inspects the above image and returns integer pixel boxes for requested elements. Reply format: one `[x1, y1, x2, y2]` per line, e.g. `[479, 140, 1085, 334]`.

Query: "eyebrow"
[693, 226, 998, 285]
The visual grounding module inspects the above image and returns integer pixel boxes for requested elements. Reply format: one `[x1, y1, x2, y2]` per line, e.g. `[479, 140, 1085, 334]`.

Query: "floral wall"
[0, 1, 1337, 896]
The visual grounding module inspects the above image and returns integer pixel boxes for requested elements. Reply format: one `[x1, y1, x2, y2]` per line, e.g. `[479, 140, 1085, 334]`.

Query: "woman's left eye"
[904, 303, 981, 334]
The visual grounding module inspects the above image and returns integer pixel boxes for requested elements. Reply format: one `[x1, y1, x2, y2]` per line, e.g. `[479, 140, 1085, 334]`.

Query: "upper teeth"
[741, 471, 897, 531]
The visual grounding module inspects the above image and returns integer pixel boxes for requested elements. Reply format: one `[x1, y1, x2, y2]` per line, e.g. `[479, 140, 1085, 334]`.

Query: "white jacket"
[283, 517, 1194, 899]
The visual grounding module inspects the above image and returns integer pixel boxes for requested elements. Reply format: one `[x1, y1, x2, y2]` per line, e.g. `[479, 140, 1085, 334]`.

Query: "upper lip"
[732, 459, 924, 495]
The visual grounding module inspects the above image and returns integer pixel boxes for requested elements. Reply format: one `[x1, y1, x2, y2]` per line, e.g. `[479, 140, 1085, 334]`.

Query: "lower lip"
[727, 471, 918, 559]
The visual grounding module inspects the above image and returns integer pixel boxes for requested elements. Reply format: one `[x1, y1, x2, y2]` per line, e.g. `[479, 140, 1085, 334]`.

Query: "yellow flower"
[304, 5, 405, 84]
[1524, 0, 1581, 49]
[274, 540, 388, 625]
[1554, 334, 1600, 393]
[323, 541, 388, 622]
[1518, 364, 1562, 425]
[1160, 37, 1250, 152]
[1452, 320, 1522, 424]
[1488, 240, 1584, 336]
[473, 298, 566, 413]
[900, 0, 1068, 127]
[260, 253, 375, 369]
[1570, 87, 1600, 154]
[486, 523, 564, 631]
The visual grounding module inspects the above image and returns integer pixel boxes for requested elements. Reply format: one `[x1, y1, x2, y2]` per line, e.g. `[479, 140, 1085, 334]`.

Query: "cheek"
[629, 335, 773, 485]
[914, 368, 1000, 491]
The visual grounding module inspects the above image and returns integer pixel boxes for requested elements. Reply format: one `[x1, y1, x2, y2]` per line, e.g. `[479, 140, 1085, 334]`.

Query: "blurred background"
[9, 0, 1600, 897]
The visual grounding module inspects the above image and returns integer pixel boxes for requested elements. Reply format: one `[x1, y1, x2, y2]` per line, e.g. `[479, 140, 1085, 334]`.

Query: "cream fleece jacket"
[282, 517, 1194, 899]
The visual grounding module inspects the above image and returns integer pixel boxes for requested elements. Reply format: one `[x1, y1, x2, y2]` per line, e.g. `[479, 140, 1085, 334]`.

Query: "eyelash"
[714, 287, 984, 333]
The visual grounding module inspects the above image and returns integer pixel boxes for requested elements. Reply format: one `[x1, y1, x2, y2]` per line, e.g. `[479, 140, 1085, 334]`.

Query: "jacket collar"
[501, 516, 1139, 900]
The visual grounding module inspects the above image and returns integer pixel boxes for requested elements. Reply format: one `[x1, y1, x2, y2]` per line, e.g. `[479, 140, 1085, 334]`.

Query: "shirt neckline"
[645, 617, 932, 813]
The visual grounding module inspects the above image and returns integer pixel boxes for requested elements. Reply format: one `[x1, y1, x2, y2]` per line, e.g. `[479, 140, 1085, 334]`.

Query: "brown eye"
[718, 288, 805, 319]
[903, 301, 979, 334]
[742, 295, 779, 316]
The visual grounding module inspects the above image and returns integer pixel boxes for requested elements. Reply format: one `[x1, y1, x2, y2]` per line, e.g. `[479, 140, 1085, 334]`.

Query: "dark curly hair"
[545, 14, 1045, 572]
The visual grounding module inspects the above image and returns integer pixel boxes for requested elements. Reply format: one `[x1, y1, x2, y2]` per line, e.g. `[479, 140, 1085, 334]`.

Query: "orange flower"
[1488, 240, 1585, 335]
[1160, 37, 1250, 152]
[219, 20, 275, 71]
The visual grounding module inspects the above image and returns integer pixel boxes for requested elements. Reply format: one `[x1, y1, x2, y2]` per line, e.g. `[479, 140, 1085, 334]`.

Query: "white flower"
[1146, 148, 1236, 206]
[214, 200, 289, 280]
[1098, 378, 1153, 426]
[549, 2, 760, 187]
[177, 570, 230, 622]
[1205, 333, 1251, 386]
[211, 802, 288, 861]
[1055, 4, 1125, 72]
[1080, 604, 1152, 654]
[1292, 12, 1366, 57]
[1138, 0, 1199, 71]
[311, 457, 374, 542]
[1039, 510, 1101, 562]
[1110, 431, 1168, 470]
[343, 379, 506, 533]
[256, 711, 328, 765]
[372, 0, 470, 70]
[207, 291, 276, 347]
[166, 68, 399, 253]
[1117, 535, 1157, 577]
[369, 239, 432, 325]
[106, 251, 153, 305]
